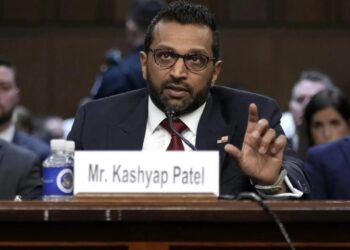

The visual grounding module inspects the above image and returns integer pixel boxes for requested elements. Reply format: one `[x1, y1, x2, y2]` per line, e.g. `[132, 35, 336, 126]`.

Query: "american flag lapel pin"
[217, 135, 229, 144]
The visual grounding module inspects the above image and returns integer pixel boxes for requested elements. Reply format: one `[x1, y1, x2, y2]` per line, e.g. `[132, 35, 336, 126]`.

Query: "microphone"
[165, 108, 197, 151]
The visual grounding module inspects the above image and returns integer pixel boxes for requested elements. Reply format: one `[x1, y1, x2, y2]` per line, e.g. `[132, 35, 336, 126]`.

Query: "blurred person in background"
[34, 115, 65, 144]
[280, 70, 335, 151]
[0, 57, 50, 162]
[298, 88, 350, 159]
[14, 105, 34, 135]
[91, 0, 167, 99]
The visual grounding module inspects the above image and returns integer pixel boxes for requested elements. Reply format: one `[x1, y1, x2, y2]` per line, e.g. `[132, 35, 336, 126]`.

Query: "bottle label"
[43, 166, 73, 196]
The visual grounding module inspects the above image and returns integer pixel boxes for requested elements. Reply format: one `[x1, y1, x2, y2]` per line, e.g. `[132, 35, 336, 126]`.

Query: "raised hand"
[224, 103, 287, 185]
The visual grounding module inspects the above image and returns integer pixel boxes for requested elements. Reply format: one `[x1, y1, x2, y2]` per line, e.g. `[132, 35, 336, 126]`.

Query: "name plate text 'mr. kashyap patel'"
[74, 151, 219, 196]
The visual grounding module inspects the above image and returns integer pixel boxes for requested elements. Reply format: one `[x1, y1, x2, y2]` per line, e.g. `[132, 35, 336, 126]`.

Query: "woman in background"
[300, 88, 350, 199]
[298, 88, 350, 159]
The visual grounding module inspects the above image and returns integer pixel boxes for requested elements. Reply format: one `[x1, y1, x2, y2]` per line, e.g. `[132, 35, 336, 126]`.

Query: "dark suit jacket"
[0, 139, 42, 200]
[304, 135, 350, 200]
[91, 46, 146, 99]
[13, 130, 50, 162]
[68, 86, 310, 196]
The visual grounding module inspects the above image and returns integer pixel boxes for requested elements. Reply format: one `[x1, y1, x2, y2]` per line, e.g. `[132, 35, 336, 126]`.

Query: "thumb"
[224, 143, 242, 161]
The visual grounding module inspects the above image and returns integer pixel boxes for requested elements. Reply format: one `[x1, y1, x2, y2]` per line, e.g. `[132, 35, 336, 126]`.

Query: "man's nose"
[169, 58, 188, 79]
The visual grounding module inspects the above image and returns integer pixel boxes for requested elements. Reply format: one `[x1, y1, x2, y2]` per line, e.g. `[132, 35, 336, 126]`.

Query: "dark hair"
[295, 70, 335, 90]
[0, 56, 16, 72]
[0, 56, 16, 82]
[128, 0, 166, 31]
[144, 0, 220, 61]
[298, 88, 350, 158]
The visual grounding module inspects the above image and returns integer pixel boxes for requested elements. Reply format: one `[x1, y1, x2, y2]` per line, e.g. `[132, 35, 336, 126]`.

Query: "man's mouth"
[164, 84, 189, 98]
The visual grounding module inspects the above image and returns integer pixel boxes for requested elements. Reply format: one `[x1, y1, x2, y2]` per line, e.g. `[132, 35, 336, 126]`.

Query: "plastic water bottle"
[65, 140, 75, 163]
[42, 139, 73, 201]
[65, 140, 75, 193]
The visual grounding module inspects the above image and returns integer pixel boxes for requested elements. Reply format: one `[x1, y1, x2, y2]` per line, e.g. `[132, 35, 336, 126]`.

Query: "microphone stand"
[165, 108, 197, 151]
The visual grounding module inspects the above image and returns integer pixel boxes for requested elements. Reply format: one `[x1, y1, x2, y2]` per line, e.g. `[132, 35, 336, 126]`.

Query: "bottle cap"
[50, 139, 66, 151]
[65, 140, 75, 152]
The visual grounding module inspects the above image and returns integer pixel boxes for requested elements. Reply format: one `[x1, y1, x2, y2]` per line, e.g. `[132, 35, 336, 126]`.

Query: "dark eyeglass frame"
[148, 48, 216, 72]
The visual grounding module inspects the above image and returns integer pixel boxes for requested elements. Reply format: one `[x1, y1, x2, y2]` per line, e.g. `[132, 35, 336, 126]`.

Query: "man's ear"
[139, 51, 148, 80]
[211, 60, 222, 86]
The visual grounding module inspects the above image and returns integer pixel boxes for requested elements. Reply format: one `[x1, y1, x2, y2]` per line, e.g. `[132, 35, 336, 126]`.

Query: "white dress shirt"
[0, 124, 15, 142]
[142, 97, 205, 151]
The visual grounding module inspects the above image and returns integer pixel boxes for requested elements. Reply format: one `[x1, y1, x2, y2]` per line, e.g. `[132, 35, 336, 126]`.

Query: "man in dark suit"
[91, 0, 166, 99]
[69, 1, 310, 197]
[0, 139, 42, 200]
[304, 135, 350, 199]
[0, 57, 50, 162]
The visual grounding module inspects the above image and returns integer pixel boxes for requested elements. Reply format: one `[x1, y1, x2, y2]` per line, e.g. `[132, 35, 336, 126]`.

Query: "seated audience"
[0, 139, 42, 200]
[280, 70, 335, 151]
[298, 88, 350, 159]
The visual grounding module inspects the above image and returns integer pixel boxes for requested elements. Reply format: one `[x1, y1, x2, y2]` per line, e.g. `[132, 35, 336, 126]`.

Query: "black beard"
[147, 73, 211, 116]
[0, 109, 14, 126]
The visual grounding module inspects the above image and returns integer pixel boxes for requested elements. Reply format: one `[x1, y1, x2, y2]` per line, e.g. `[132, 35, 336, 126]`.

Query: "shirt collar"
[148, 97, 206, 135]
[0, 123, 16, 142]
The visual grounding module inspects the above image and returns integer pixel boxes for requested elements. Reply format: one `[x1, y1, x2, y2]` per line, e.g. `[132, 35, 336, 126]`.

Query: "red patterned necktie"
[161, 119, 188, 150]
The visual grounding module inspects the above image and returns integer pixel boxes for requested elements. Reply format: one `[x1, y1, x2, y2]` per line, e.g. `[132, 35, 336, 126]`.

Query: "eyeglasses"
[149, 48, 216, 72]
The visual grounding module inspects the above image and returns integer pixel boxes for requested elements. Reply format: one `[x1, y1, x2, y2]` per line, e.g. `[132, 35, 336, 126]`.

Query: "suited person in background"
[280, 70, 335, 151]
[91, 0, 167, 99]
[0, 57, 50, 162]
[69, 1, 309, 198]
[304, 135, 350, 199]
[0, 139, 42, 200]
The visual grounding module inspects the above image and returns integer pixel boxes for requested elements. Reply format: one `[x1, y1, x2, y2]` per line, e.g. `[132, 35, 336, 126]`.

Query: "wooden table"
[1, 196, 350, 249]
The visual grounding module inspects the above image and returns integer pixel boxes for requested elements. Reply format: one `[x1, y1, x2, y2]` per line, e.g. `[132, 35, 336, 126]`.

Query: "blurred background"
[1, 0, 350, 119]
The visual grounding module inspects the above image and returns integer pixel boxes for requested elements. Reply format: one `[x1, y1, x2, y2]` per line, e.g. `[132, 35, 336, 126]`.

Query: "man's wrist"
[253, 169, 287, 195]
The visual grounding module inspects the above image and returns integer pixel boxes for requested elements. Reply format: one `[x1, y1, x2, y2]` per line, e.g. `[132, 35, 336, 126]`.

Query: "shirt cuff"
[257, 175, 303, 199]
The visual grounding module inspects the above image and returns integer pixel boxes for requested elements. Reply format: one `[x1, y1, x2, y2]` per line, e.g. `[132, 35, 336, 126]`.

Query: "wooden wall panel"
[0, 28, 50, 114]
[341, 0, 350, 22]
[219, 28, 350, 110]
[58, 0, 100, 22]
[0, 0, 350, 118]
[111, 1, 130, 23]
[273, 0, 330, 23]
[2, 0, 47, 22]
[227, 0, 269, 22]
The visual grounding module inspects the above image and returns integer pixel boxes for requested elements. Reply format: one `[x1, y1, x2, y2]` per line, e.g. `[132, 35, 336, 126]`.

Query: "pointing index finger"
[246, 103, 259, 133]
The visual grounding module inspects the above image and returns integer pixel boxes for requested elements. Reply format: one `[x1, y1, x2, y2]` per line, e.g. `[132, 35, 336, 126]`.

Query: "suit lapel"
[196, 94, 238, 169]
[106, 96, 148, 150]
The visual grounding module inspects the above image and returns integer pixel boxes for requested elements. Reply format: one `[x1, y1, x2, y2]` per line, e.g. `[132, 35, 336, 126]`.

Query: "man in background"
[0, 57, 50, 162]
[91, 0, 167, 99]
[280, 70, 335, 151]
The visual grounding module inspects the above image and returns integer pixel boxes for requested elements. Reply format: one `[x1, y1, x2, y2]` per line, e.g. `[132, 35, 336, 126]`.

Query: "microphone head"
[165, 107, 176, 119]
